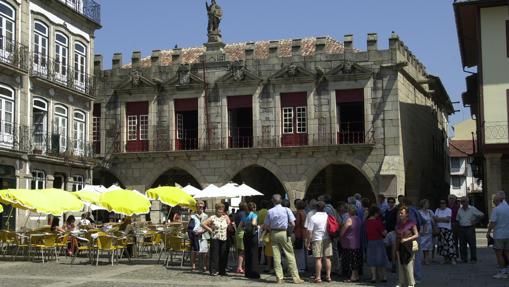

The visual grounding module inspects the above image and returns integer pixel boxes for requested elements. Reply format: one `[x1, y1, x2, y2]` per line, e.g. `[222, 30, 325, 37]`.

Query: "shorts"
[312, 239, 332, 258]
[494, 238, 509, 250]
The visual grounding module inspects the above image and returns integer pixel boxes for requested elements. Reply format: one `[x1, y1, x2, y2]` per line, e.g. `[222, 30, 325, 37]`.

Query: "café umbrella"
[4, 188, 84, 215]
[98, 188, 151, 216]
[146, 186, 197, 210]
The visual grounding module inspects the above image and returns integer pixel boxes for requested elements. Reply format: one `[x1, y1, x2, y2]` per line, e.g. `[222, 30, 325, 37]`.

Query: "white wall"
[480, 6, 509, 144]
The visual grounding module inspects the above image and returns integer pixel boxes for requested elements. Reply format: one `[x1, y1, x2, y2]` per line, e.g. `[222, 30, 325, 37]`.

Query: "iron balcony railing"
[0, 39, 29, 72]
[30, 131, 95, 159]
[110, 124, 375, 154]
[31, 52, 95, 97]
[58, 0, 101, 25]
[0, 123, 31, 152]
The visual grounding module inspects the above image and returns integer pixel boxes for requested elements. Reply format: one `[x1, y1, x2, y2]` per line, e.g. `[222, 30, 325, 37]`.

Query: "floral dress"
[210, 215, 228, 241]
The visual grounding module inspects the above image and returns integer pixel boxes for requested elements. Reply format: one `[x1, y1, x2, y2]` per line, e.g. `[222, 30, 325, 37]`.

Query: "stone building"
[0, 0, 100, 229]
[93, 29, 453, 216]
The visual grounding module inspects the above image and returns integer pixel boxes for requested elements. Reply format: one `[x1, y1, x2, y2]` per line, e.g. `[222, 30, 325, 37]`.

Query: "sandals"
[313, 278, 322, 283]
[324, 277, 332, 283]
[344, 278, 360, 283]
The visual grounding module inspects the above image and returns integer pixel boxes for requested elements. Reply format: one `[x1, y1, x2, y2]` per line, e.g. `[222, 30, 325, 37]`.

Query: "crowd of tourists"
[186, 191, 509, 286]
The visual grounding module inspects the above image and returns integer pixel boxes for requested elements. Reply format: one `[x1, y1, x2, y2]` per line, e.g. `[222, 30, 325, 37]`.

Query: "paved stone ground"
[0, 229, 507, 287]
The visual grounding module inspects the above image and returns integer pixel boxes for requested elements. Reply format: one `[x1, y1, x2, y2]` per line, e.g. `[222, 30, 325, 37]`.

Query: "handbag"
[412, 240, 419, 252]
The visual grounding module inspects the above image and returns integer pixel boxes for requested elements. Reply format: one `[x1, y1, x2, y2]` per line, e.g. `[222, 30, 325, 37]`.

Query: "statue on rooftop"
[206, 0, 223, 42]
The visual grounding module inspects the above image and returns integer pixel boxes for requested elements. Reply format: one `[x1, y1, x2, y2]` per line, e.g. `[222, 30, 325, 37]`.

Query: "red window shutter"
[93, 103, 101, 117]
[281, 92, 307, 107]
[126, 101, 148, 115]
[175, 98, 198, 112]
[227, 95, 252, 109]
[336, 89, 364, 103]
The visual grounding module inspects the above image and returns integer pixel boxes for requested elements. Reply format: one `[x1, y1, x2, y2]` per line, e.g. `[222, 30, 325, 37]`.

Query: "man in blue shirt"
[264, 194, 304, 284]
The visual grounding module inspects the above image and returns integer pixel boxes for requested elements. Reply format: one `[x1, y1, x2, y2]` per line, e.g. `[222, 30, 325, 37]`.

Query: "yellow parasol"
[0, 204, 3, 213]
[146, 186, 197, 211]
[0, 189, 33, 210]
[98, 188, 151, 216]
[6, 188, 84, 215]
[72, 190, 102, 206]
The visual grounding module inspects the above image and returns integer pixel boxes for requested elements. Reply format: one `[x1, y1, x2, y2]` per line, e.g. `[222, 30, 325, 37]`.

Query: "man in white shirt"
[456, 197, 484, 263]
[488, 191, 509, 279]
[306, 201, 332, 283]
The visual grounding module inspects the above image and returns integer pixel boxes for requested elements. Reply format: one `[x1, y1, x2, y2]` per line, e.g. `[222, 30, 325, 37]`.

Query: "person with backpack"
[306, 201, 332, 283]
[189, 200, 210, 272]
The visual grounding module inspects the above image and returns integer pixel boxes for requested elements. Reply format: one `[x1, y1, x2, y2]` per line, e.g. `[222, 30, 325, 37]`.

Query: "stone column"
[485, 153, 503, 214]
[45, 174, 54, 189]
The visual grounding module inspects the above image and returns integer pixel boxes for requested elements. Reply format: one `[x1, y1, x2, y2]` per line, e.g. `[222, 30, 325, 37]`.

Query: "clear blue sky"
[95, 0, 468, 130]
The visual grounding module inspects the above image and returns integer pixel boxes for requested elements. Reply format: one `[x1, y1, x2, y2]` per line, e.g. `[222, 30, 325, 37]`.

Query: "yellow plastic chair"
[115, 236, 131, 263]
[168, 236, 191, 267]
[158, 232, 172, 265]
[29, 233, 59, 263]
[71, 230, 98, 265]
[12, 232, 29, 261]
[95, 235, 117, 266]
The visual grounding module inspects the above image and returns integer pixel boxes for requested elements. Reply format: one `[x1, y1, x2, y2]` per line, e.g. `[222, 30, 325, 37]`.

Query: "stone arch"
[220, 158, 287, 187]
[143, 160, 207, 189]
[150, 168, 203, 189]
[230, 164, 288, 203]
[302, 156, 377, 201]
[93, 168, 125, 188]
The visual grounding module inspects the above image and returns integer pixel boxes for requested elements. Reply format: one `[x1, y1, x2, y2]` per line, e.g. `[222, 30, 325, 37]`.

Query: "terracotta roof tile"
[254, 41, 269, 59]
[122, 36, 345, 68]
[449, 140, 475, 157]
[301, 38, 316, 56]
[278, 39, 292, 57]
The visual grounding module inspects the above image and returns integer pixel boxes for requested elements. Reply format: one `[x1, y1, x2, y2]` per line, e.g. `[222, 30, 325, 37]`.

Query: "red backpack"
[327, 214, 340, 238]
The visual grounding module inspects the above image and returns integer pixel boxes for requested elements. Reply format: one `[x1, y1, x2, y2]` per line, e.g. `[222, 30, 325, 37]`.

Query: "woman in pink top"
[340, 204, 361, 283]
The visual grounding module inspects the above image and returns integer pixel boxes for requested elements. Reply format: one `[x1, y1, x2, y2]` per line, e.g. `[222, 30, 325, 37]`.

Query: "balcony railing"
[0, 39, 29, 72]
[30, 52, 94, 97]
[110, 125, 375, 154]
[30, 131, 94, 159]
[484, 121, 508, 144]
[0, 123, 31, 153]
[58, 0, 101, 25]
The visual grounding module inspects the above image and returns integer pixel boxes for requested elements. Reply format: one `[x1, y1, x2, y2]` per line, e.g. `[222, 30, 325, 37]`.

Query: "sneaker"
[493, 271, 508, 279]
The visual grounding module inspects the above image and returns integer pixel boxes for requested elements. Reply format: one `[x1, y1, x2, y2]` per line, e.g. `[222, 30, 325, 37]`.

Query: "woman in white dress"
[418, 199, 435, 265]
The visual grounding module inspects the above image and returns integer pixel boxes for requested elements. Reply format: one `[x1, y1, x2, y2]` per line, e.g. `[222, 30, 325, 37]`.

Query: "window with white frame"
[54, 105, 67, 151]
[0, 84, 14, 144]
[31, 170, 45, 190]
[0, 1, 15, 55]
[55, 32, 68, 81]
[32, 98, 47, 149]
[93, 116, 99, 142]
[72, 175, 84, 191]
[73, 111, 85, 154]
[127, 115, 137, 141]
[282, 107, 293, 134]
[139, 115, 148, 140]
[74, 42, 86, 89]
[451, 176, 464, 190]
[33, 21, 48, 71]
[176, 113, 184, 139]
[296, 106, 307, 133]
